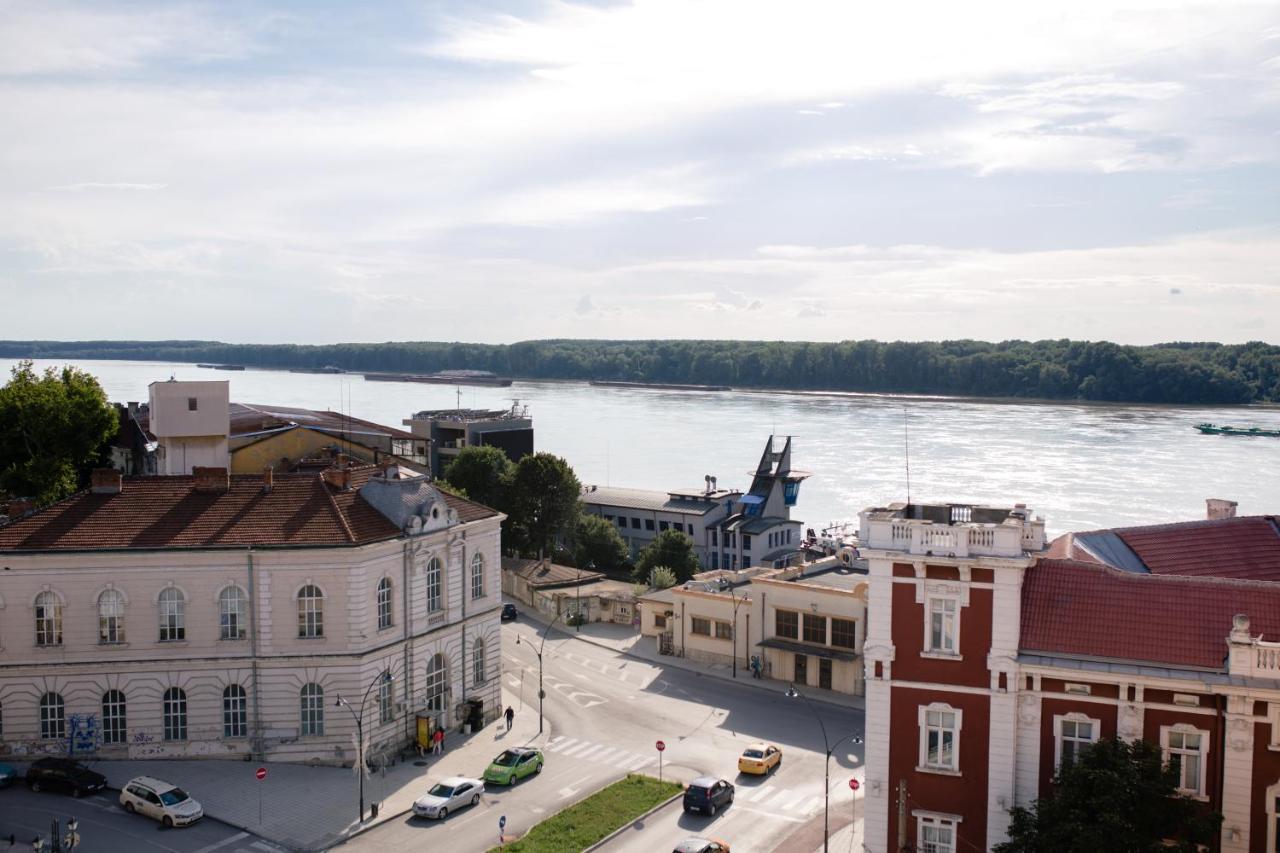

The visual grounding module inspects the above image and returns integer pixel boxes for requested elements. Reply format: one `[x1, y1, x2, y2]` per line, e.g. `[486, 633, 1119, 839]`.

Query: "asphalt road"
[338, 618, 864, 853]
[0, 785, 286, 853]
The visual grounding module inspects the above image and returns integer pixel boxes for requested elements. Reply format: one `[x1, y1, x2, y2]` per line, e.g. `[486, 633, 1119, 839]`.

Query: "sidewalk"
[92, 688, 543, 852]
[509, 598, 865, 713]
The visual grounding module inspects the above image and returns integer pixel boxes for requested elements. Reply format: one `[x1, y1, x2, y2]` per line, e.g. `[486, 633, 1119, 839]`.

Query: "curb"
[515, 604, 865, 714]
[580, 789, 684, 853]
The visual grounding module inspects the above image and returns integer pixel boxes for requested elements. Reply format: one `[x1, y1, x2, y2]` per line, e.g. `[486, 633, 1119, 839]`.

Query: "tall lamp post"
[785, 684, 862, 853]
[516, 610, 565, 734]
[34, 817, 78, 853]
[335, 671, 396, 825]
[726, 581, 747, 679]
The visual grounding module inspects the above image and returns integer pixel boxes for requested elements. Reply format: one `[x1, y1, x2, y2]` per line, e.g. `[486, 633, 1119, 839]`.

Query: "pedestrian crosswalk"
[542, 735, 826, 819]
[543, 735, 656, 772]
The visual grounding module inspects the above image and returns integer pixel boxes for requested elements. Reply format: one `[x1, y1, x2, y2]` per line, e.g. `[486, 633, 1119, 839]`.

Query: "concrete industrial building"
[402, 402, 533, 479]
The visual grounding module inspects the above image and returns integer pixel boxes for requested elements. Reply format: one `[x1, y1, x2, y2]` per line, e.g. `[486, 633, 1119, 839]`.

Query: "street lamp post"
[785, 685, 862, 853]
[335, 671, 396, 825]
[726, 582, 747, 679]
[516, 610, 565, 734]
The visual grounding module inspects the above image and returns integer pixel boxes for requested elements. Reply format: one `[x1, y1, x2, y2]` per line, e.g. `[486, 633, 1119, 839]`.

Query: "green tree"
[0, 361, 118, 506]
[993, 737, 1221, 853]
[646, 566, 678, 589]
[634, 529, 701, 583]
[442, 445, 512, 511]
[505, 452, 582, 557]
[572, 513, 630, 573]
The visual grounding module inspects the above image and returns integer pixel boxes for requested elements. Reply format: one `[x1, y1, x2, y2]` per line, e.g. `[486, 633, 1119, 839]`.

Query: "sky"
[1, 0, 1278, 346]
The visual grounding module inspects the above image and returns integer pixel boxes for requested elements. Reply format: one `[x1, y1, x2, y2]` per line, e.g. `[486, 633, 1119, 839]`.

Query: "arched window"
[159, 587, 185, 641]
[35, 591, 62, 646]
[425, 653, 447, 712]
[471, 553, 485, 599]
[425, 558, 442, 614]
[219, 586, 247, 640]
[163, 687, 187, 740]
[297, 585, 324, 638]
[102, 690, 127, 744]
[39, 692, 65, 740]
[223, 685, 247, 738]
[378, 670, 394, 724]
[300, 684, 324, 736]
[98, 589, 125, 644]
[376, 578, 393, 630]
[473, 639, 486, 685]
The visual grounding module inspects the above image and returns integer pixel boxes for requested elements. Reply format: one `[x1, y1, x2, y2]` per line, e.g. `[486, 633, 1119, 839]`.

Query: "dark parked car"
[26, 758, 107, 797]
[501, 603, 519, 622]
[683, 776, 734, 816]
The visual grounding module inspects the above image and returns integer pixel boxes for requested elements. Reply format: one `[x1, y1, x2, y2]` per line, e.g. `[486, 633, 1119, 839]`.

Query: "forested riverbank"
[1, 338, 1278, 404]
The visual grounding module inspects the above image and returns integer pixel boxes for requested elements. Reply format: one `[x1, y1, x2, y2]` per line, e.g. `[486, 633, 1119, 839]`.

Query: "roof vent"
[91, 468, 122, 495]
[1207, 498, 1238, 520]
[193, 466, 229, 493]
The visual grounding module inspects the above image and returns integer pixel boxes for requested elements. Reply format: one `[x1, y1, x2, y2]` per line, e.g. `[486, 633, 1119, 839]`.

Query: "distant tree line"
[3, 338, 1279, 404]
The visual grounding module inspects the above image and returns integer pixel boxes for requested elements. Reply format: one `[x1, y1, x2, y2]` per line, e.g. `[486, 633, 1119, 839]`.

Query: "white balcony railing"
[860, 516, 1044, 558]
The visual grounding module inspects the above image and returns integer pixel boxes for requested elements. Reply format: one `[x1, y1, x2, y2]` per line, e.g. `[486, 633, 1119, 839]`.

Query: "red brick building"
[861, 500, 1280, 852]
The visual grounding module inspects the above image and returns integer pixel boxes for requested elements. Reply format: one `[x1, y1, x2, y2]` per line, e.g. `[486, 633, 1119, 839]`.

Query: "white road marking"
[576, 744, 606, 760]
[191, 832, 250, 853]
[627, 756, 655, 771]
[558, 785, 580, 799]
[733, 804, 808, 823]
[747, 786, 775, 803]
[776, 791, 808, 811]
[547, 737, 578, 753]
[579, 698, 608, 709]
[800, 796, 825, 814]
[561, 741, 594, 757]
[545, 735, 568, 749]
[593, 747, 619, 763]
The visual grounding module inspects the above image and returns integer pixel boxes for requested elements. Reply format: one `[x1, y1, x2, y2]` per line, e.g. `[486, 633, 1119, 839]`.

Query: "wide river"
[5, 358, 1278, 537]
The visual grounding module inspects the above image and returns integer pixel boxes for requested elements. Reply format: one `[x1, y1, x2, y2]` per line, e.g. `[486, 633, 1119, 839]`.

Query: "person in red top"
[431, 727, 444, 756]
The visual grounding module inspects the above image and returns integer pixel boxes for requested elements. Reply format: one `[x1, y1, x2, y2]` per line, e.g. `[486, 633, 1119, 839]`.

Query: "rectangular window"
[919, 705, 960, 771]
[711, 552, 719, 569]
[187, 397, 198, 411]
[1163, 727, 1208, 796]
[917, 815, 957, 853]
[715, 621, 733, 640]
[659, 520, 669, 531]
[743, 534, 751, 551]
[631, 517, 641, 529]
[674, 522, 684, 533]
[1056, 715, 1098, 769]
[645, 518, 655, 531]
[831, 618, 857, 649]
[776, 609, 798, 640]
[691, 617, 712, 636]
[616, 517, 626, 528]
[654, 614, 667, 629]
[803, 613, 827, 644]
[927, 597, 958, 654]
[711, 529, 718, 546]
[603, 514, 613, 522]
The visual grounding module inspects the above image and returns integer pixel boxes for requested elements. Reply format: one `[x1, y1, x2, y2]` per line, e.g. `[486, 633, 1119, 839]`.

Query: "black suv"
[26, 758, 107, 797]
[682, 776, 734, 816]
[501, 603, 519, 622]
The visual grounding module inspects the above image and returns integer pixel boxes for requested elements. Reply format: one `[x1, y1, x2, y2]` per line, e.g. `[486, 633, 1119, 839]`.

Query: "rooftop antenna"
[903, 405, 912, 505]
[455, 386, 462, 413]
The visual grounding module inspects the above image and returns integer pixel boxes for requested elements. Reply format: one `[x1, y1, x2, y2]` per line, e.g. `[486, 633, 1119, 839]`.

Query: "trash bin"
[371, 802, 379, 819]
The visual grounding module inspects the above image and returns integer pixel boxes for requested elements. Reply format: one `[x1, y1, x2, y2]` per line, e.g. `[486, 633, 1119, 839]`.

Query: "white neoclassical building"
[0, 462, 503, 765]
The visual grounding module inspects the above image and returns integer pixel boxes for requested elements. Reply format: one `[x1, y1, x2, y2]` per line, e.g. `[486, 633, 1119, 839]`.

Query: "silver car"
[412, 776, 484, 820]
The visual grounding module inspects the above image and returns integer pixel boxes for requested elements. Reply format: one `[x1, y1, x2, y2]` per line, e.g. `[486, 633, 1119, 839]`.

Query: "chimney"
[336, 453, 351, 468]
[91, 468, 123, 495]
[262, 466, 274, 493]
[322, 467, 351, 490]
[6, 497, 34, 518]
[1207, 498, 1238, 520]
[193, 466, 230, 493]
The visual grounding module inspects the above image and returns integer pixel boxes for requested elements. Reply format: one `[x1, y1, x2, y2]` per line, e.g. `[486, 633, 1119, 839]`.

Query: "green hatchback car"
[483, 747, 544, 785]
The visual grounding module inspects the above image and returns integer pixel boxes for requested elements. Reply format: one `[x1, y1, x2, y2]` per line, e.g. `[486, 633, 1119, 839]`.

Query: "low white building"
[0, 463, 503, 766]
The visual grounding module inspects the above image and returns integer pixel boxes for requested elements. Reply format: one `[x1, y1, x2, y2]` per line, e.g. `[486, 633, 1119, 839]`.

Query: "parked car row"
[17, 758, 203, 828]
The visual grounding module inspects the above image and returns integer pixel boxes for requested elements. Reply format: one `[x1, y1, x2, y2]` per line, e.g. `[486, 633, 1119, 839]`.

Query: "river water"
[5, 358, 1277, 537]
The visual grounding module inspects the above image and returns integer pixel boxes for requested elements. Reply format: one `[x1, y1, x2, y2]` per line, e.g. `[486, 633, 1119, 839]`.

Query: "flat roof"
[785, 564, 868, 591]
[583, 486, 726, 515]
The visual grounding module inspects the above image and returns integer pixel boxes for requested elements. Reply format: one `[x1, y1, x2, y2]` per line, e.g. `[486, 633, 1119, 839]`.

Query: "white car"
[412, 776, 485, 820]
[119, 776, 204, 827]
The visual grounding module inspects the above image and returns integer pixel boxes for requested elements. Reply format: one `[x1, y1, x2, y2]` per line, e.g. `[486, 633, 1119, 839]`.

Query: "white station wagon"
[119, 776, 204, 827]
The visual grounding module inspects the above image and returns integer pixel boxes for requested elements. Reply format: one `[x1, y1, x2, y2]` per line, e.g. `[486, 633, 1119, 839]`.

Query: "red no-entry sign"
[848, 778, 859, 791]
[255, 767, 268, 781]
[655, 740, 665, 752]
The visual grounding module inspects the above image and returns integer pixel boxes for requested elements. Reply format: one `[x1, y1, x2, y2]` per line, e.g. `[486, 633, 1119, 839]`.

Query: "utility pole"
[897, 779, 908, 852]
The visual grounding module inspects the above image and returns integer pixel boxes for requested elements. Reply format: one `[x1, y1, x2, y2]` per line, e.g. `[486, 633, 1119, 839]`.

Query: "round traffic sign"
[255, 767, 267, 781]
[848, 778, 859, 791]
[655, 740, 665, 752]
[499, 815, 507, 829]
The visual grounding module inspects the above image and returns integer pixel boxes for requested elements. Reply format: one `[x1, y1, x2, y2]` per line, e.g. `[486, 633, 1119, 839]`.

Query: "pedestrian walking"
[505, 705, 515, 731]
[431, 727, 443, 756]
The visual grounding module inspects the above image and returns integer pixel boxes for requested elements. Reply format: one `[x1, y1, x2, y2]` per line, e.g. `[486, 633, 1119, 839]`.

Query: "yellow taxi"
[737, 742, 782, 775]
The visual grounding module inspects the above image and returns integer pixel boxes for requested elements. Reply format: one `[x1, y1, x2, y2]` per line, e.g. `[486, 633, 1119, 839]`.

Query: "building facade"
[0, 463, 503, 766]
[861, 501, 1280, 853]
[402, 402, 533, 479]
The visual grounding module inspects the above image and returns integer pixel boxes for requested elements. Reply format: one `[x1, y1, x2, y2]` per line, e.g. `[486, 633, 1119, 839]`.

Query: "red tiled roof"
[1114, 516, 1280, 581]
[1021, 558, 1280, 669]
[0, 467, 498, 552]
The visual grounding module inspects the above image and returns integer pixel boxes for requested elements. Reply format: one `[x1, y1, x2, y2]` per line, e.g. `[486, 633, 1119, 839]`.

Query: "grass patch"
[490, 773, 682, 852]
